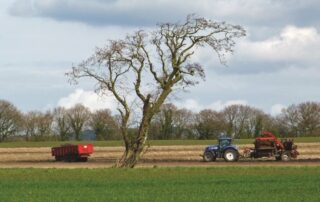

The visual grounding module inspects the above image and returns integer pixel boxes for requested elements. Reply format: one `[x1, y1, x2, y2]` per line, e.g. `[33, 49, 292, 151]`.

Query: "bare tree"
[68, 15, 245, 167]
[150, 103, 176, 139]
[278, 105, 300, 137]
[150, 105, 195, 139]
[222, 105, 251, 138]
[243, 108, 270, 138]
[23, 111, 38, 141]
[0, 100, 22, 142]
[90, 109, 119, 140]
[194, 109, 225, 139]
[53, 107, 71, 141]
[173, 108, 195, 139]
[297, 102, 320, 136]
[67, 104, 90, 140]
[278, 102, 320, 136]
[37, 111, 53, 139]
[23, 111, 53, 141]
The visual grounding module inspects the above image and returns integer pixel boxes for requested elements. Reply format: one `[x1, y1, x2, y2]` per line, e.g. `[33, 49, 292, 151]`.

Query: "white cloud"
[193, 25, 320, 75]
[270, 104, 286, 116]
[174, 99, 203, 112]
[208, 100, 248, 111]
[237, 26, 320, 63]
[57, 89, 118, 112]
[174, 99, 248, 112]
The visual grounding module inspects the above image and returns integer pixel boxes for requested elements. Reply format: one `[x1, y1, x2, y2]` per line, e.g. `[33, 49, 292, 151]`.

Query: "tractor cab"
[218, 137, 232, 149]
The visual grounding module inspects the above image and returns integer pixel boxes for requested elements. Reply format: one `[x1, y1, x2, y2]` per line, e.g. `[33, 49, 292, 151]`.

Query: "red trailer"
[51, 144, 93, 162]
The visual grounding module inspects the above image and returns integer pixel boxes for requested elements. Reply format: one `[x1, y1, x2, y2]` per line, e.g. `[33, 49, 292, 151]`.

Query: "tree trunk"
[116, 124, 150, 168]
[75, 129, 81, 141]
[116, 102, 153, 168]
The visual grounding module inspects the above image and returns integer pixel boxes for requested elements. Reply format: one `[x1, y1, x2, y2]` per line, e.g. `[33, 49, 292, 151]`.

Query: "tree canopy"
[68, 15, 246, 167]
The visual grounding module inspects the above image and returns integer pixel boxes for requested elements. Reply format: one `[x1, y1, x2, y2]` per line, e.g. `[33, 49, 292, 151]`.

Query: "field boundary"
[1, 136, 320, 148]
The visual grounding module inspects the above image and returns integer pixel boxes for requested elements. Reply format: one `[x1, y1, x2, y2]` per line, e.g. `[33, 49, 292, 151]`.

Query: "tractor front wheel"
[281, 151, 291, 161]
[224, 149, 238, 162]
[203, 151, 216, 162]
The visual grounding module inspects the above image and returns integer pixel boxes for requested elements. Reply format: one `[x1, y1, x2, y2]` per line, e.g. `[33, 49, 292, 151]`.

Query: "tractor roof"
[218, 137, 232, 140]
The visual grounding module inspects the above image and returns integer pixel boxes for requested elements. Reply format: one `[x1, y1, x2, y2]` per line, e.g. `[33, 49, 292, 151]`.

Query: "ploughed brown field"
[0, 143, 320, 168]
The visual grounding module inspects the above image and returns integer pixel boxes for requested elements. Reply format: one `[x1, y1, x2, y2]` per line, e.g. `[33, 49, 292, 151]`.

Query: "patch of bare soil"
[0, 143, 320, 168]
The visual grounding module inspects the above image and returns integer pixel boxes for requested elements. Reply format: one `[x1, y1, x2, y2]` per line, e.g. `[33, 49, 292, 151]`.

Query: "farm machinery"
[51, 144, 94, 162]
[243, 131, 299, 161]
[203, 137, 240, 162]
[202, 131, 299, 162]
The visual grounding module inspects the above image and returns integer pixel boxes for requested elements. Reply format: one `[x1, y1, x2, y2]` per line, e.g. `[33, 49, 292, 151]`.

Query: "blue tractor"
[203, 137, 239, 162]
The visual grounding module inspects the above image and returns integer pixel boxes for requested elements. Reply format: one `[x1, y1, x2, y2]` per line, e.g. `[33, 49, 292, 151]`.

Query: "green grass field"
[0, 167, 319, 202]
[0, 136, 319, 148]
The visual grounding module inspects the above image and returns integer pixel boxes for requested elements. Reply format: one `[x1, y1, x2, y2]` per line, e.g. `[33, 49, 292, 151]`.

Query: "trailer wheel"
[203, 151, 216, 162]
[78, 157, 88, 162]
[55, 156, 62, 161]
[64, 154, 77, 162]
[281, 151, 291, 161]
[224, 149, 238, 162]
[275, 156, 282, 161]
[63, 155, 71, 162]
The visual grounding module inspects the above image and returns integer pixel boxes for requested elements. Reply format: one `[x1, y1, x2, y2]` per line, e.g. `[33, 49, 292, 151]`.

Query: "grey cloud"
[8, 0, 320, 28]
[9, 0, 188, 26]
[203, 52, 317, 75]
[285, 1, 320, 27]
[0, 63, 95, 112]
[215, 61, 299, 75]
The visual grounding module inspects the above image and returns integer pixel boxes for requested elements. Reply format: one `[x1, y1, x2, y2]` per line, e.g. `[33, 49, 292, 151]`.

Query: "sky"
[1, 0, 320, 116]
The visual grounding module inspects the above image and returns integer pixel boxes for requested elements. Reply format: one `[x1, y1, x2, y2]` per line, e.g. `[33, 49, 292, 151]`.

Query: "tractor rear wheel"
[203, 151, 216, 162]
[281, 151, 291, 161]
[224, 149, 238, 162]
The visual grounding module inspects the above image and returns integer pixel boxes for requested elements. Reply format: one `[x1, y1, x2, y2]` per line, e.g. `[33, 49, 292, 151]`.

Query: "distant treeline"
[0, 100, 320, 142]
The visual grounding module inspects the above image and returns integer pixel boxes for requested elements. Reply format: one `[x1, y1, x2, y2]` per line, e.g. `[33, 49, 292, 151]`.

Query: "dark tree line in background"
[0, 100, 119, 142]
[0, 99, 320, 142]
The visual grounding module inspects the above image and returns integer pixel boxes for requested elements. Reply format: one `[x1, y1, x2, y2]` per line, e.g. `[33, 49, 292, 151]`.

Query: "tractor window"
[220, 139, 231, 147]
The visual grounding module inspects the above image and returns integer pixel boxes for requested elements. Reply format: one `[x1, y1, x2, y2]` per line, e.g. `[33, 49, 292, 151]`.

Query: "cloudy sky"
[1, 0, 319, 115]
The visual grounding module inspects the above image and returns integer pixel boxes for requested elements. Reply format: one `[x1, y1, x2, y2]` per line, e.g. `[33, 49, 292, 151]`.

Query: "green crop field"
[0, 167, 319, 202]
[0, 136, 319, 148]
